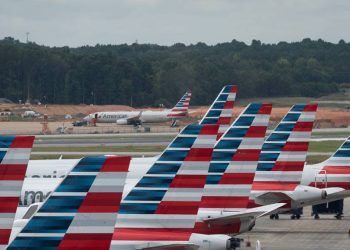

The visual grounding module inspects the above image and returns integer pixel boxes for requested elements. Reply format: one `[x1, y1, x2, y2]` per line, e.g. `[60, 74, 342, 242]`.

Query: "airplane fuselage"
[84, 110, 182, 124]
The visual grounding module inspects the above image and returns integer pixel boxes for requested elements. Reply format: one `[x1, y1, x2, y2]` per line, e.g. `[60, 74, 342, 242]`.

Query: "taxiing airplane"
[83, 91, 192, 126]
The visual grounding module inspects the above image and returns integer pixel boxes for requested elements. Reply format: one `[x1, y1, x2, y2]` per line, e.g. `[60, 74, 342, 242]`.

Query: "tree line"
[0, 37, 349, 107]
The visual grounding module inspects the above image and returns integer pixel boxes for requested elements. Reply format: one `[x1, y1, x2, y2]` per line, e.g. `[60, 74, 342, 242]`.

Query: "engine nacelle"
[291, 185, 327, 204]
[116, 119, 128, 125]
[189, 234, 233, 250]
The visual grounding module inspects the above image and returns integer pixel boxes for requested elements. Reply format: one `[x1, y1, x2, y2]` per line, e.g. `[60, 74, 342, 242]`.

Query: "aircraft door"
[315, 169, 327, 189]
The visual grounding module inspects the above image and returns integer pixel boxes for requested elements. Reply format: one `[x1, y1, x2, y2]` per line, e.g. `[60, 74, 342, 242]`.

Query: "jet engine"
[291, 185, 327, 204]
[116, 119, 128, 125]
[190, 234, 237, 250]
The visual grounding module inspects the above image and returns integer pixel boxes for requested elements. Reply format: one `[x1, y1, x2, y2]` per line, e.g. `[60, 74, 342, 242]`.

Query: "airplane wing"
[116, 111, 143, 125]
[126, 111, 143, 125]
[136, 243, 199, 250]
[203, 203, 286, 225]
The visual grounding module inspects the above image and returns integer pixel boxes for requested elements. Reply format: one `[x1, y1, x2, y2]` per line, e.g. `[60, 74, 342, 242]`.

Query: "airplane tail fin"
[112, 123, 219, 247]
[167, 91, 192, 118]
[7, 155, 131, 249]
[200, 103, 272, 211]
[313, 136, 350, 189]
[0, 135, 35, 248]
[200, 85, 237, 138]
[252, 104, 317, 193]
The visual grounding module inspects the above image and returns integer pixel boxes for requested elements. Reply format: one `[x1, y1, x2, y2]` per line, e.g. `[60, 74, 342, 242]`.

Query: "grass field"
[33, 140, 342, 153]
[30, 155, 83, 160]
[306, 155, 329, 164]
[31, 153, 330, 164]
[32, 145, 166, 153]
[31, 140, 341, 164]
[308, 140, 343, 152]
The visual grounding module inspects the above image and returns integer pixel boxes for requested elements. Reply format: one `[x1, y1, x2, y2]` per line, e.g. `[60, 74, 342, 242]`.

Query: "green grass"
[313, 131, 350, 137]
[306, 155, 329, 164]
[30, 155, 84, 160]
[308, 140, 343, 153]
[32, 154, 331, 164]
[33, 141, 343, 154]
[33, 145, 166, 153]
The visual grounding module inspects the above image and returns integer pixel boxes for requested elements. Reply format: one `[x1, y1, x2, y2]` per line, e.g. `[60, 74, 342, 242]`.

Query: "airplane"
[249, 104, 346, 215]
[7, 155, 131, 249]
[83, 91, 192, 126]
[0, 135, 35, 249]
[302, 136, 350, 203]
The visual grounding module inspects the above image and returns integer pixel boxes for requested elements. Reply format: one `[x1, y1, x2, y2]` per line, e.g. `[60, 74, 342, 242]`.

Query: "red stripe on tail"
[10, 136, 35, 148]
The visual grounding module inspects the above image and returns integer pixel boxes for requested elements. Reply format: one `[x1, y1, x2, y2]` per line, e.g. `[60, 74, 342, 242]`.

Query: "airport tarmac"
[240, 198, 350, 250]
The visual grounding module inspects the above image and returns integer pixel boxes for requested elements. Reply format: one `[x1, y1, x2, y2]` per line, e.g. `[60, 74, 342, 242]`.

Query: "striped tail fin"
[111, 124, 219, 249]
[0, 135, 34, 249]
[200, 85, 237, 138]
[7, 155, 131, 250]
[252, 104, 317, 193]
[315, 136, 350, 189]
[167, 91, 192, 118]
[199, 103, 272, 212]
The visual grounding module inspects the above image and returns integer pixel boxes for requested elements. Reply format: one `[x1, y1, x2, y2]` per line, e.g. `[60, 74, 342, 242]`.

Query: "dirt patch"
[1, 104, 349, 131]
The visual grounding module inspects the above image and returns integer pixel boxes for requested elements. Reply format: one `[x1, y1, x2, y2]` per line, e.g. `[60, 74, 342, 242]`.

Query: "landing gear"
[269, 214, 279, 220]
[228, 237, 244, 250]
[335, 213, 343, 220]
[170, 119, 178, 127]
[291, 214, 301, 219]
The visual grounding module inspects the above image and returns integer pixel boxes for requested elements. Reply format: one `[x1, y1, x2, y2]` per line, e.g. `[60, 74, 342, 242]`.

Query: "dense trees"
[0, 37, 348, 107]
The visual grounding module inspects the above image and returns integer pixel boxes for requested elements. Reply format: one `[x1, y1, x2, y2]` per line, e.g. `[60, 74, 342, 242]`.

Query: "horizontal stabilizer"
[204, 203, 285, 225]
[255, 192, 291, 205]
[323, 187, 348, 201]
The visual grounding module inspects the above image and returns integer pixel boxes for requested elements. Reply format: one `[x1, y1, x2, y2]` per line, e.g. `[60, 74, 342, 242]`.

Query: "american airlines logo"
[25, 171, 66, 178]
[101, 114, 128, 119]
[19, 191, 51, 206]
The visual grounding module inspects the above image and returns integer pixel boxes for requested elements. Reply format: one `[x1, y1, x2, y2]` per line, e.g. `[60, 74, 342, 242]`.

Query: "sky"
[0, 0, 349, 47]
